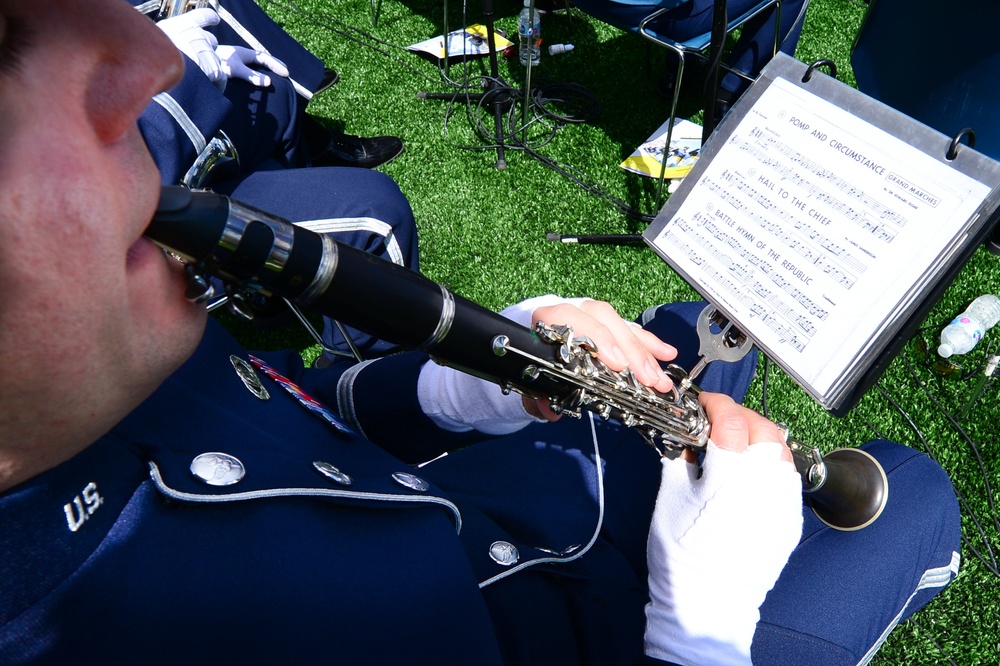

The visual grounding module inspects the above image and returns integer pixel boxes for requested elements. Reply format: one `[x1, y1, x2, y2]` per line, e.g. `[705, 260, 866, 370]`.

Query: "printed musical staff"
[688, 212, 830, 320]
[645, 56, 997, 410]
[669, 216, 814, 351]
[733, 133, 905, 238]
[704, 173, 861, 289]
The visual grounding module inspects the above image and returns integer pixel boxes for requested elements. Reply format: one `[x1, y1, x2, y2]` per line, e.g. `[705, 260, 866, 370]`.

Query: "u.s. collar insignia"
[230, 355, 270, 400]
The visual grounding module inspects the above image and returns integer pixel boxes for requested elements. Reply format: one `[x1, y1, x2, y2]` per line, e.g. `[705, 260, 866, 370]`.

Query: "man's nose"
[83, 1, 185, 144]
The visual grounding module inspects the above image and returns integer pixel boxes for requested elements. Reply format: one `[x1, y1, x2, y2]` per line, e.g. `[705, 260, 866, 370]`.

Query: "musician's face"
[0, 0, 205, 486]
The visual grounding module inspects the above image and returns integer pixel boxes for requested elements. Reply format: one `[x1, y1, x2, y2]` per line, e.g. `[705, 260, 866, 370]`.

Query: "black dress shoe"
[712, 86, 742, 126]
[314, 67, 340, 95]
[311, 134, 404, 169]
[987, 224, 1000, 256]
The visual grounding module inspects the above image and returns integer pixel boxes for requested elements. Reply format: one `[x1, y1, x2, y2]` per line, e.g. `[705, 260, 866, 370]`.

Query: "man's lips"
[125, 236, 159, 269]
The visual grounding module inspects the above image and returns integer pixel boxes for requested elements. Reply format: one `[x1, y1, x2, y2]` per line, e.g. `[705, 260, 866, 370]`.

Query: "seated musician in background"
[0, 2, 961, 664]
[137, 0, 404, 178]
[139, 0, 413, 356]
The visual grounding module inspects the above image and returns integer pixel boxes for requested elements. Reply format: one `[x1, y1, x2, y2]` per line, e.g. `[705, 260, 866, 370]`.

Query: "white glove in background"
[157, 9, 289, 90]
[644, 441, 804, 665]
[157, 8, 223, 85]
[216, 45, 289, 88]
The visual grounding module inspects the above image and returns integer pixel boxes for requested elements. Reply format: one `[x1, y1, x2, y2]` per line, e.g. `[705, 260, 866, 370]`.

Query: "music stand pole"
[553, 2, 729, 246]
[481, 0, 509, 169]
[547, 232, 646, 245]
[417, 0, 512, 169]
[703, 0, 727, 141]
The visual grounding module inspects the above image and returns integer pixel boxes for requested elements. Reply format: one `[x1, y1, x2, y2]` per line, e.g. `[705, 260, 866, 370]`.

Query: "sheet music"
[647, 76, 992, 401]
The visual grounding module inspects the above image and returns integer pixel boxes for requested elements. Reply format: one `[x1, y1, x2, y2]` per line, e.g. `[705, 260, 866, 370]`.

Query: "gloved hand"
[644, 393, 803, 665]
[156, 8, 223, 85]
[215, 45, 289, 88]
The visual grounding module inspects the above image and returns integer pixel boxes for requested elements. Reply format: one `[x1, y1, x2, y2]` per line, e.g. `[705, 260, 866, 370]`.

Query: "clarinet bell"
[801, 447, 888, 531]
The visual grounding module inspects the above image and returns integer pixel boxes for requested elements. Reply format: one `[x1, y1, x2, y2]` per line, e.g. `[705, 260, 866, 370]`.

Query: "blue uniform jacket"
[0, 301, 964, 664]
[0, 301, 756, 664]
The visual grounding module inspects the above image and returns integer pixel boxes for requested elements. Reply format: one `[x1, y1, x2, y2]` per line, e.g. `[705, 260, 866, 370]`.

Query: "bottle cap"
[937, 343, 954, 358]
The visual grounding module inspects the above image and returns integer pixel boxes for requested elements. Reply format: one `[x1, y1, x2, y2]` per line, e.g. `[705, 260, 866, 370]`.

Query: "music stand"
[417, 0, 534, 170]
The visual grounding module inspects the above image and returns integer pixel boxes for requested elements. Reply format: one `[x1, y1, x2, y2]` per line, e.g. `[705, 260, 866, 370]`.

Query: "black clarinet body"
[149, 186, 576, 400]
[147, 186, 888, 531]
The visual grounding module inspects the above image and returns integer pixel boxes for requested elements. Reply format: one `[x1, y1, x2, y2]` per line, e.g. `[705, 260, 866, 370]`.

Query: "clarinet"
[147, 186, 887, 530]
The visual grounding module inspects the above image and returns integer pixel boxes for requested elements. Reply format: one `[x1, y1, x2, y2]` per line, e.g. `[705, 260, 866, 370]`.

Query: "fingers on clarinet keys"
[790, 439, 889, 531]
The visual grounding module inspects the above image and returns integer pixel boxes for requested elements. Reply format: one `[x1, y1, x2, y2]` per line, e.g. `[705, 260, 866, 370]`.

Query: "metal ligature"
[146, 186, 888, 531]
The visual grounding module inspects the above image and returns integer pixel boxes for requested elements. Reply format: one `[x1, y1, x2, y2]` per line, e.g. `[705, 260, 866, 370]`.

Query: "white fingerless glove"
[644, 441, 804, 665]
[215, 45, 289, 88]
[157, 8, 223, 85]
[417, 295, 588, 434]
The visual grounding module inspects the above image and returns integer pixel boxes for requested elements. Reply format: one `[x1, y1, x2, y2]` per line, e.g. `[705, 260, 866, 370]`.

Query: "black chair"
[570, 0, 782, 206]
[852, 0, 1000, 252]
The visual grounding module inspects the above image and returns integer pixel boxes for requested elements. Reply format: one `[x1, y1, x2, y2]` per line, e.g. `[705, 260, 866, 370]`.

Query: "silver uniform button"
[391, 472, 429, 492]
[489, 541, 520, 566]
[190, 452, 246, 486]
[313, 461, 353, 486]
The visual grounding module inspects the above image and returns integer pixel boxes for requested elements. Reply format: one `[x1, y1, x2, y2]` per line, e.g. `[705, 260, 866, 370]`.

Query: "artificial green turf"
[237, 0, 1000, 660]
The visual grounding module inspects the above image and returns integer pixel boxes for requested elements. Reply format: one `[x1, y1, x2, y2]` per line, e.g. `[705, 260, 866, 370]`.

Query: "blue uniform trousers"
[213, 167, 421, 357]
[131, 2, 413, 357]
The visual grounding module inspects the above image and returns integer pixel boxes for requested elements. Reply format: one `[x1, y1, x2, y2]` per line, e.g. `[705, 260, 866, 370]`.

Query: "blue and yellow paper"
[408, 25, 513, 60]
[621, 118, 702, 180]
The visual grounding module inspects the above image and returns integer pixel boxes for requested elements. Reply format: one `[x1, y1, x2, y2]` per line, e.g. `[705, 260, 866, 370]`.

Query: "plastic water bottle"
[937, 294, 1000, 357]
[518, 0, 541, 67]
